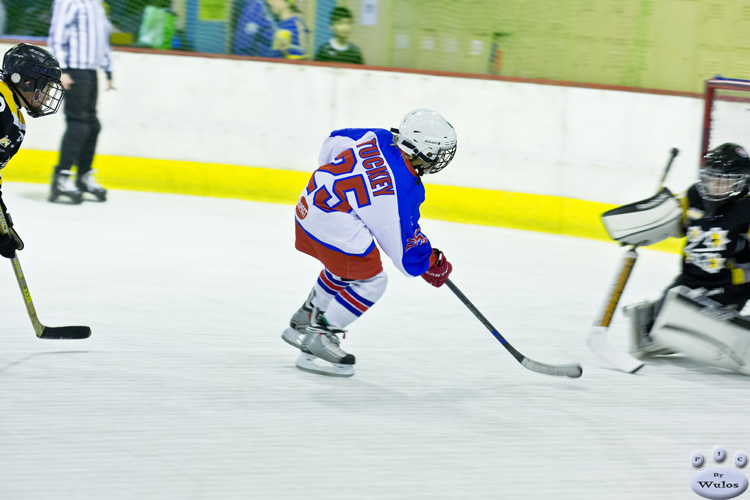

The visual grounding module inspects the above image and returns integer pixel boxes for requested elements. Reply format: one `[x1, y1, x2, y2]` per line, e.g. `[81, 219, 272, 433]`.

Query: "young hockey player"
[0, 44, 66, 259]
[608, 143, 750, 374]
[282, 109, 458, 377]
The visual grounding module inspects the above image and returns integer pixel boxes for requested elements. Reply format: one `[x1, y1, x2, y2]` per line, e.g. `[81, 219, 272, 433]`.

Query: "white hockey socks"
[312, 269, 387, 327]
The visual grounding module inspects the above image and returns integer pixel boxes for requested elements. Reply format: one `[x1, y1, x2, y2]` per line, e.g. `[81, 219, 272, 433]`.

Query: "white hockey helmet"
[391, 108, 457, 175]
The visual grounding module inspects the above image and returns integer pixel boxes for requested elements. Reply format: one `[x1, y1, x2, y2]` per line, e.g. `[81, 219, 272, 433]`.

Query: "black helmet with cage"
[1, 43, 65, 118]
[698, 143, 750, 213]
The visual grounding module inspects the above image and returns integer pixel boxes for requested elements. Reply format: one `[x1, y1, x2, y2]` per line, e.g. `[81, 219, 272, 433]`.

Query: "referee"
[47, 0, 113, 203]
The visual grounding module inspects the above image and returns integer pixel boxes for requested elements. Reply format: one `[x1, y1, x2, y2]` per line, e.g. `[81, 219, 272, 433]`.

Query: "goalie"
[602, 143, 750, 375]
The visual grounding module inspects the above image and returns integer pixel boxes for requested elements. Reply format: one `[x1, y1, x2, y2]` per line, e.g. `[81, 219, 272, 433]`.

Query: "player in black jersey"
[672, 143, 750, 301]
[623, 143, 750, 368]
[0, 44, 65, 258]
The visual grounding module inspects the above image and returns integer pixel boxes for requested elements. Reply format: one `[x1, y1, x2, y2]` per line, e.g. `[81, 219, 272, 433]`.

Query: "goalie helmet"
[391, 108, 457, 175]
[697, 143, 750, 206]
[1, 43, 65, 118]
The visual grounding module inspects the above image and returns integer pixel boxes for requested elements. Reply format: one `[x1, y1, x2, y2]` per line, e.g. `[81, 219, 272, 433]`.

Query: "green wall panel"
[383, 0, 750, 93]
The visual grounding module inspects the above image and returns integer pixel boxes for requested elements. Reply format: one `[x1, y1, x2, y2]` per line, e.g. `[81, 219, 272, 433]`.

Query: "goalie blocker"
[601, 188, 683, 246]
[650, 286, 750, 375]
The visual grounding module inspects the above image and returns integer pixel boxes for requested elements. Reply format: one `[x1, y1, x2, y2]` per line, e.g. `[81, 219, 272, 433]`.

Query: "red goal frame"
[702, 77, 750, 157]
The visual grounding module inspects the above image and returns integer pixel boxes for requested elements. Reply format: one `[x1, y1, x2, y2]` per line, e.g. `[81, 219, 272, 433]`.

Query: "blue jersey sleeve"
[375, 130, 433, 276]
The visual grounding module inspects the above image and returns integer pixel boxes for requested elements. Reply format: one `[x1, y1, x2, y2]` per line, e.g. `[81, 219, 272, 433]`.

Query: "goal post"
[702, 77, 750, 157]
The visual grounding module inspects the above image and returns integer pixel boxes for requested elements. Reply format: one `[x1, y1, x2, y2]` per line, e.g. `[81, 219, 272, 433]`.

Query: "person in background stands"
[47, 0, 114, 204]
[314, 6, 364, 64]
[267, 0, 309, 60]
[232, 0, 277, 57]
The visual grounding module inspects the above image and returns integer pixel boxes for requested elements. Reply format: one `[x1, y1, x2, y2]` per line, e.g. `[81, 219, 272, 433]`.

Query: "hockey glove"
[0, 212, 24, 259]
[421, 249, 452, 288]
[728, 260, 750, 285]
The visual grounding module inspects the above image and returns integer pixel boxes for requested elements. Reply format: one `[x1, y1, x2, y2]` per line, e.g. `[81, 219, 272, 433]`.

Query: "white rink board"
[2, 42, 704, 205]
[0, 183, 747, 500]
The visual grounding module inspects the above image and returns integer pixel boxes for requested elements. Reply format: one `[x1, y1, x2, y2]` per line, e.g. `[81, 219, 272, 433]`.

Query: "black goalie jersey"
[679, 185, 750, 290]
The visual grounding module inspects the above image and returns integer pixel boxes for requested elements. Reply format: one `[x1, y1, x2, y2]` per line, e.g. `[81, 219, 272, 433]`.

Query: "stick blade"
[588, 326, 644, 373]
[521, 357, 583, 378]
[38, 325, 92, 340]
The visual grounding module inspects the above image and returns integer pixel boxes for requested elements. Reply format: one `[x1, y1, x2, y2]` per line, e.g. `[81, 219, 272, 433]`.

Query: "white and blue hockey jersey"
[295, 128, 436, 280]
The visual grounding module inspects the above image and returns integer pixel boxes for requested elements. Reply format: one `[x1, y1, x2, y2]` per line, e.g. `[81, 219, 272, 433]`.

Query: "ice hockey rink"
[1, 182, 748, 500]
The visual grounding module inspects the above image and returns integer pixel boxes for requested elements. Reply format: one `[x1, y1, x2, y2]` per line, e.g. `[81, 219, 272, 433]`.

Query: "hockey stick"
[588, 248, 644, 373]
[587, 147, 679, 373]
[446, 279, 583, 378]
[0, 210, 91, 339]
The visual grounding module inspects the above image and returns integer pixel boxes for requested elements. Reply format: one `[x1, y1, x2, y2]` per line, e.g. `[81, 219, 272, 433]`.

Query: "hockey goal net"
[702, 78, 750, 157]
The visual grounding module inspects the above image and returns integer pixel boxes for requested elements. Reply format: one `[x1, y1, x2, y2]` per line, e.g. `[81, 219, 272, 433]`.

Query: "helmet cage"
[9, 66, 65, 118]
[415, 142, 456, 175]
[697, 168, 748, 201]
[391, 108, 458, 176]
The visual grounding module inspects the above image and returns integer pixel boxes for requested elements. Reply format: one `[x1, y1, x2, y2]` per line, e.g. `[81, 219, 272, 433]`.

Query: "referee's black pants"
[56, 69, 101, 179]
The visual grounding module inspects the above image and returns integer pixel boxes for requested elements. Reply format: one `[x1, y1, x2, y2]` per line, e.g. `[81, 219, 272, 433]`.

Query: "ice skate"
[281, 290, 314, 349]
[624, 301, 673, 358]
[48, 169, 83, 204]
[77, 170, 107, 201]
[295, 308, 355, 377]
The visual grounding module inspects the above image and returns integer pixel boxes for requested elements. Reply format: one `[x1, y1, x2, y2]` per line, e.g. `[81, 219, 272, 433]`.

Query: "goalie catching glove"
[601, 187, 683, 246]
[422, 249, 452, 287]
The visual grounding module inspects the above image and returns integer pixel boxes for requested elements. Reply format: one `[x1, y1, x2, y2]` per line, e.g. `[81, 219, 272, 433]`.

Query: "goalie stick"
[0, 210, 91, 340]
[446, 279, 583, 378]
[588, 248, 644, 373]
[588, 147, 679, 373]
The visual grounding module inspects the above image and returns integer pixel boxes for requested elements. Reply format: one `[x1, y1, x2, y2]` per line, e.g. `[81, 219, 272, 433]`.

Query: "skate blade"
[281, 327, 304, 350]
[295, 352, 355, 378]
[82, 191, 107, 202]
[49, 193, 83, 204]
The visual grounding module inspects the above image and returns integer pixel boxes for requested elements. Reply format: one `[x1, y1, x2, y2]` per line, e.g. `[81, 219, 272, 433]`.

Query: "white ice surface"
[0, 183, 747, 500]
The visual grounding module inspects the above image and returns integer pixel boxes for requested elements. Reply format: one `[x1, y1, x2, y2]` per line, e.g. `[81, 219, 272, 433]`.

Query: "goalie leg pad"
[623, 300, 673, 358]
[650, 286, 750, 374]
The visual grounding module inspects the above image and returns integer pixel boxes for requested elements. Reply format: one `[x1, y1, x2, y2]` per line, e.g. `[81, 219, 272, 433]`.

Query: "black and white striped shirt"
[47, 0, 112, 75]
